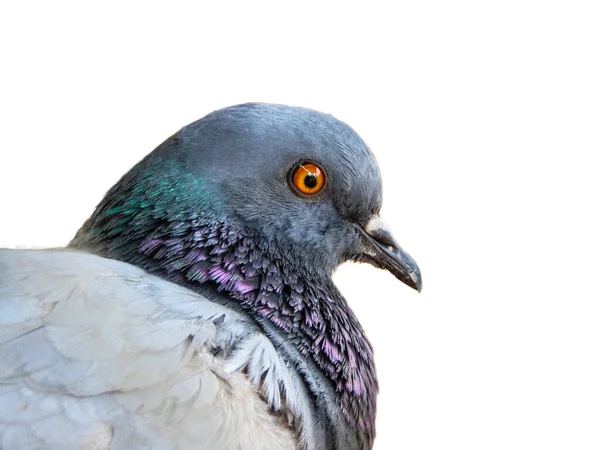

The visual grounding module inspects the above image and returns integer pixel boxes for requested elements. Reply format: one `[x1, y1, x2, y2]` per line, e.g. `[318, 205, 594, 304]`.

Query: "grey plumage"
[0, 103, 421, 449]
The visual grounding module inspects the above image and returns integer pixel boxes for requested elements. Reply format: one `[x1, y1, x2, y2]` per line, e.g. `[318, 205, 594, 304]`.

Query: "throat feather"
[72, 211, 378, 446]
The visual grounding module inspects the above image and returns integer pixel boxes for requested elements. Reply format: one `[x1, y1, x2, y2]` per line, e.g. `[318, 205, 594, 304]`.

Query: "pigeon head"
[74, 103, 421, 291]
[71, 103, 421, 448]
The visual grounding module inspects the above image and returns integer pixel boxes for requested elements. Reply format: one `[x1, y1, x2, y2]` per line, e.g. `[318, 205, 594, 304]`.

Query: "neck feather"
[71, 205, 378, 445]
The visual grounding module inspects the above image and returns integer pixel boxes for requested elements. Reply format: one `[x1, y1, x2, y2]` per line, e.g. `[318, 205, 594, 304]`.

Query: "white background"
[1, 2, 599, 449]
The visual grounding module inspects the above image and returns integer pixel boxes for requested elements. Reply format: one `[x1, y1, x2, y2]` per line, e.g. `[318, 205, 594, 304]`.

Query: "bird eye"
[291, 163, 326, 196]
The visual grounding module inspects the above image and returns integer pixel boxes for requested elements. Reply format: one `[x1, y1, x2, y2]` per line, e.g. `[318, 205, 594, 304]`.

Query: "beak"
[356, 216, 422, 292]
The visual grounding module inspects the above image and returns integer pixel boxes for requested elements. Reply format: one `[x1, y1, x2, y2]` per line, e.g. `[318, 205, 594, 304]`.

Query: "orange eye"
[291, 163, 326, 196]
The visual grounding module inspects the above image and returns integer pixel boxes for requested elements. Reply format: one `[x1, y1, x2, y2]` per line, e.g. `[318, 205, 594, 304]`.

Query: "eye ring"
[290, 162, 326, 196]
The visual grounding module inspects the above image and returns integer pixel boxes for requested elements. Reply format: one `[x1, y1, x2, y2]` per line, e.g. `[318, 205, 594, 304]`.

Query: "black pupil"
[304, 173, 318, 189]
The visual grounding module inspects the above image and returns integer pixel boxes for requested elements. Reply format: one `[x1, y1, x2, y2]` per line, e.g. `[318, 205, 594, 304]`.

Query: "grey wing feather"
[0, 249, 312, 450]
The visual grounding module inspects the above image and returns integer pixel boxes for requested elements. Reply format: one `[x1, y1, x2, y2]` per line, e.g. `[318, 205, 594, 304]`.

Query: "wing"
[0, 249, 313, 450]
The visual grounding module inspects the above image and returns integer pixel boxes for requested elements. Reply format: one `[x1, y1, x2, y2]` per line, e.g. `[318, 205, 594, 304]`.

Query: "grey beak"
[357, 216, 422, 292]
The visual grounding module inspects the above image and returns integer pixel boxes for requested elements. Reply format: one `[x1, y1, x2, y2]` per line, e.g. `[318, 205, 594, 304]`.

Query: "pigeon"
[0, 103, 421, 450]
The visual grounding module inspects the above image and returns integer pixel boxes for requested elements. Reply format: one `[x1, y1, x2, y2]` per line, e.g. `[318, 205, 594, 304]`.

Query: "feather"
[0, 249, 301, 449]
